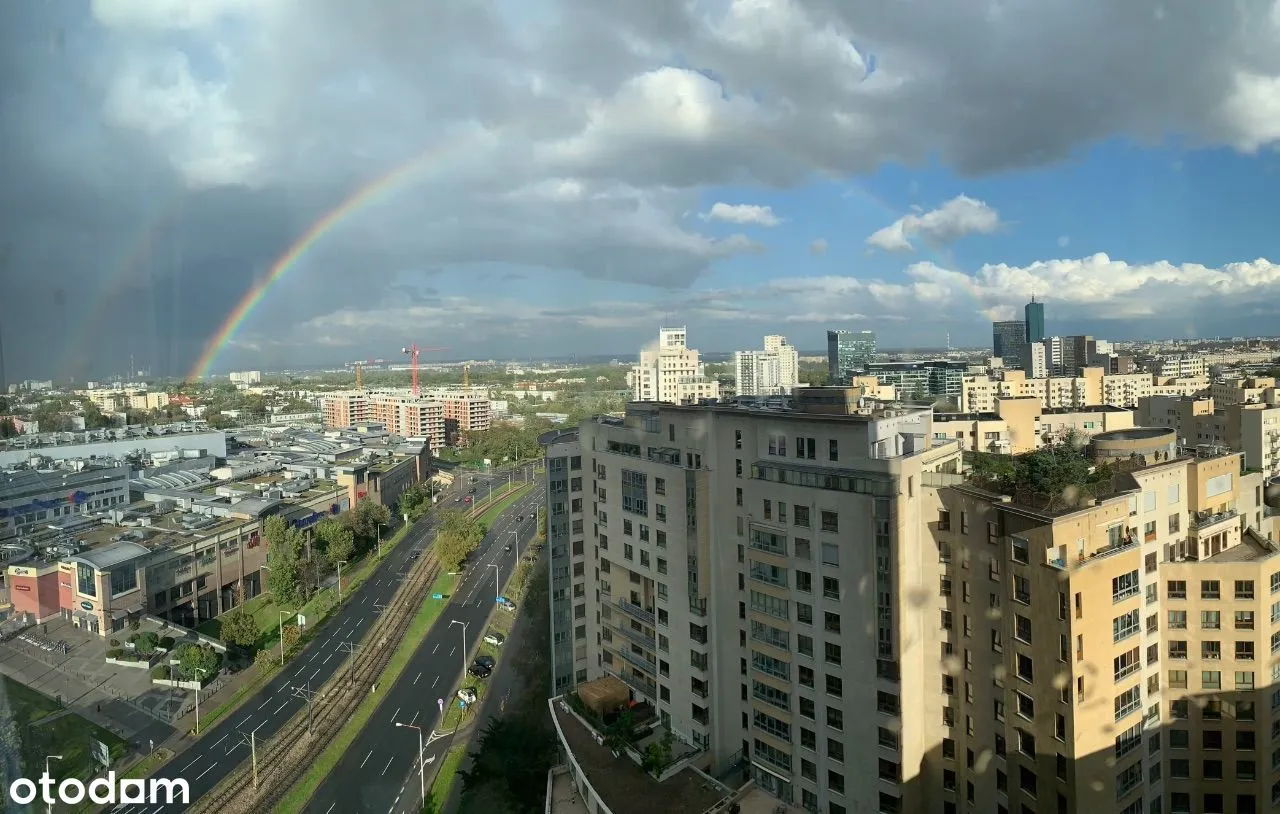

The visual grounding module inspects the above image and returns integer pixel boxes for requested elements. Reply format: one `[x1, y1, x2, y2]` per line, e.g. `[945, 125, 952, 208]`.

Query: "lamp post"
[449, 619, 468, 664]
[277, 610, 290, 666]
[509, 528, 519, 568]
[395, 722, 426, 805]
[337, 560, 347, 603]
[194, 667, 208, 734]
[377, 522, 387, 557]
[488, 563, 500, 603]
[44, 755, 62, 814]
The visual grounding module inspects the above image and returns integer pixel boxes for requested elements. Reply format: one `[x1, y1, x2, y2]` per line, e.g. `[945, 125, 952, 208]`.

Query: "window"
[1115, 686, 1141, 720]
[1167, 580, 1186, 599]
[1168, 610, 1186, 629]
[1201, 580, 1220, 600]
[1236, 580, 1256, 600]
[794, 506, 810, 527]
[828, 439, 839, 461]
[821, 511, 839, 533]
[1113, 610, 1140, 643]
[1202, 610, 1220, 629]
[77, 563, 96, 597]
[1112, 570, 1140, 602]
[821, 543, 839, 566]
[620, 469, 649, 516]
[1011, 536, 1029, 564]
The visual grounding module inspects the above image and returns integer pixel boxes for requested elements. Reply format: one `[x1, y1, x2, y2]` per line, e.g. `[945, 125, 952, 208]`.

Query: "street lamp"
[509, 528, 520, 567]
[449, 620, 468, 664]
[193, 667, 208, 734]
[395, 722, 426, 805]
[277, 610, 290, 666]
[488, 563, 500, 603]
[44, 755, 62, 814]
[336, 560, 348, 603]
[377, 522, 387, 557]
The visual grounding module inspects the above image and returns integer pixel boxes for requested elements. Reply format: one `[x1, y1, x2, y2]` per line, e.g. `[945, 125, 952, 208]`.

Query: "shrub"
[151, 666, 168, 680]
[159, 636, 176, 650]
[108, 638, 120, 648]
[106, 649, 123, 659]
[134, 631, 160, 656]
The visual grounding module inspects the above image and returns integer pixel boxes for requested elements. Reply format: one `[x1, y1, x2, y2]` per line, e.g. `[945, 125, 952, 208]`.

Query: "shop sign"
[80, 600, 94, 611]
[13, 584, 30, 592]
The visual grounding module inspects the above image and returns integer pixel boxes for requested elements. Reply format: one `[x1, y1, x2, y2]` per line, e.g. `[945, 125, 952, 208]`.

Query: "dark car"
[468, 487, 477, 494]
[467, 664, 492, 679]
[516, 514, 523, 522]
[473, 655, 495, 670]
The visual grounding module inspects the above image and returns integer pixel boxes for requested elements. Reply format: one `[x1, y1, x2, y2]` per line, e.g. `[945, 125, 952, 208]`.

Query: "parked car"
[457, 687, 478, 704]
[483, 632, 505, 646]
[499, 600, 517, 612]
[516, 514, 523, 522]
[473, 655, 495, 669]
[503, 543, 512, 552]
[468, 664, 492, 679]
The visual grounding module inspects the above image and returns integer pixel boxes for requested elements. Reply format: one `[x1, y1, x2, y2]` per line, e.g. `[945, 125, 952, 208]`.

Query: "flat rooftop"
[552, 702, 730, 814]
[1206, 531, 1279, 564]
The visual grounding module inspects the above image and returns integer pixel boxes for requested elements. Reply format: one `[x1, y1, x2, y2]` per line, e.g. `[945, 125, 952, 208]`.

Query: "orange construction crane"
[354, 362, 364, 391]
[401, 344, 447, 397]
[463, 363, 471, 389]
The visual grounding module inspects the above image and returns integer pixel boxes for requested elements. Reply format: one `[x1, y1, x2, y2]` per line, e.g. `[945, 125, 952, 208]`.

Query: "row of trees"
[434, 509, 487, 572]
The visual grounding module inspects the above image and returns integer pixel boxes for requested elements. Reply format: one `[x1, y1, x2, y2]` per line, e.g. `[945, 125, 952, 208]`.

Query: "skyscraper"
[826, 329, 876, 384]
[0, 318, 7, 394]
[1024, 295, 1045, 343]
[734, 335, 800, 397]
[992, 320, 1027, 368]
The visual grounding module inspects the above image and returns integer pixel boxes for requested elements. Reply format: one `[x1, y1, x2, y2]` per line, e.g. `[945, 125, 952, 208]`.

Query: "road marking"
[449, 646, 456, 657]
[432, 676, 439, 688]
[212, 734, 228, 749]
[381, 755, 395, 776]
[360, 750, 373, 768]
[309, 668, 320, 681]
[324, 652, 334, 664]
[413, 671, 421, 685]
[324, 804, 336, 814]
[181, 756, 202, 772]
[224, 741, 243, 755]
[391, 706, 401, 723]
[257, 698, 271, 710]
[194, 761, 218, 781]
[410, 710, 419, 725]
[432, 643, 439, 654]
[273, 699, 289, 715]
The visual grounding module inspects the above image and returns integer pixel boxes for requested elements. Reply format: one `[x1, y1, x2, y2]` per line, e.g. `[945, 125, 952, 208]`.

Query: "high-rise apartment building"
[826, 330, 877, 385]
[992, 321, 1027, 368]
[1024, 296, 1046, 343]
[544, 392, 1280, 814]
[321, 392, 445, 453]
[735, 335, 800, 397]
[628, 327, 720, 404]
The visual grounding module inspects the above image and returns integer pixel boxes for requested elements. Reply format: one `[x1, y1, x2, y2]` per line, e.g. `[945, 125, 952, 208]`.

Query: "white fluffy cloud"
[866, 195, 1002, 252]
[701, 202, 781, 227]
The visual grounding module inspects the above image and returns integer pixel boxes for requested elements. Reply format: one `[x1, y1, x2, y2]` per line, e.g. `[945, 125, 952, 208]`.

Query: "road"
[306, 486, 544, 814]
[105, 466, 531, 814]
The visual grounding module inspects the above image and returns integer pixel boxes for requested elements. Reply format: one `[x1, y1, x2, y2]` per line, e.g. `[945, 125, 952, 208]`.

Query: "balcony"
[618, 599, 656, 625]
[1190, 508, 1238, 534]
[607, 666, 659, 700]
[614, 623, 656, 651]
[617, 647, 658, 675]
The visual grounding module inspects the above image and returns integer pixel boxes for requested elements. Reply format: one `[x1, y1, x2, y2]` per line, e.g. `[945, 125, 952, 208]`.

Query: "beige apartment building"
[934, 398, 1133, 456]
[321, 392, 447, 453]
[963, 369, 1208, 414]
[1140, 395, 1280, 481]
[545, 390, 1280, 814]
[628, 327, 721, 404]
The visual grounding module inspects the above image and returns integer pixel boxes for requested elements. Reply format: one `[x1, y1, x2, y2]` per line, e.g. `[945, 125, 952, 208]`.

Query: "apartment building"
[868, 361, 968, 404]
[1140, 396, 1280, 480]
[546, 390, 965, 814]
[932, 400, 1133, 456]
[827, 330, 877, 384]
[80, 388, 171, 412]
[543, 428, 590, 695]
[735, 335, 801, 398]
[1210, 377, 1278, 408]
[431, 391, 492, 443]
[992, 321, 1027, 369]
[628, 327, 721, 404]
[1156, 356, 1208, 379]
[321, 392, 446, 453]
[962, 369, 1207, 414]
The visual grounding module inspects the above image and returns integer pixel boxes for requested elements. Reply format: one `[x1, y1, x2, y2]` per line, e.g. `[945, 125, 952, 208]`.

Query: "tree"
[264, 516, 305, 607]
[434, 509, 485, 572]
[314, 517, 355, 563]
[281, 623, 302, 656]
[133, 631, 160, 656]
[80, 400, 116, 429]
[176, 644, 221, 680]
[219, 607, 260, 649]
[457, 717, 555, 814]
[602, 709, 639, 756]
[0, 417, 18, 439]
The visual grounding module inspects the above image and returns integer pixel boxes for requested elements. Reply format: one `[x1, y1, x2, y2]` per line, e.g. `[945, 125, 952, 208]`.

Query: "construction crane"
[401, 344, 447, 397]
[462, 363, 471, 389]
[354, 362, 364, 391]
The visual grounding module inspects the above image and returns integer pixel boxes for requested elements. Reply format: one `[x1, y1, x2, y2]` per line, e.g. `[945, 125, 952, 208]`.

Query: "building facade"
[992, 321, 1027, 369]
[1024, 297, 1045, 343]
[734, 335, 800, 398]
[542, 429, 588, 695]
[826, 330, 877, 385]
[628, 327, 720, 404]
[867, 360, 967, 403]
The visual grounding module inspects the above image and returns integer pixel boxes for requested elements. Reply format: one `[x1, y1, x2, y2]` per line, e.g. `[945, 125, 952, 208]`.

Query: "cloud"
[1057, 235, 1071, 248]
[866, 195, 1001, 252]
[700, 202, 781, 227]
[809, 238, 828, 255]
[11, 1, 1280, 375]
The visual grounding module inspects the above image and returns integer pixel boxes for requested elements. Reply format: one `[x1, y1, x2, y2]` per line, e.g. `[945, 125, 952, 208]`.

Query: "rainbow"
[186, 141, 467, 381]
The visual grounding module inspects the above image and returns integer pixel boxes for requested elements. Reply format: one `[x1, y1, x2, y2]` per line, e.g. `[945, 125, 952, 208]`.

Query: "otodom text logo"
[6, 773, 189, 807]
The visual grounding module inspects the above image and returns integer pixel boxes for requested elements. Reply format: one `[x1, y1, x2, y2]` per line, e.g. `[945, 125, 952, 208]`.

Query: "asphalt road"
[106, 466, 532, 814]
[306, 486, 545, 814]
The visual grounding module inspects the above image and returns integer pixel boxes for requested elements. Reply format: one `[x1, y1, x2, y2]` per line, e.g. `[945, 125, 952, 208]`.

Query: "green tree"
[434, 509, 485, 572]
[346, 499, 392, 554]
[176, 644, 221, 680]
[315, 517, 355, 565]
[219, 607, 260, 648]
[133, 631, 160, 656]
[264, 516, 305, 606]
[281, 623, 302, 656]
[457, 718, 555, 814]
[0, 417, 17, 439]
[80, 400, 116, 429]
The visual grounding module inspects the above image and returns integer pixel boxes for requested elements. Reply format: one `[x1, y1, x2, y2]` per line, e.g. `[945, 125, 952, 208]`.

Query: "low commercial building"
[0, 465, 132, 536]
[0, 425, 227, 468]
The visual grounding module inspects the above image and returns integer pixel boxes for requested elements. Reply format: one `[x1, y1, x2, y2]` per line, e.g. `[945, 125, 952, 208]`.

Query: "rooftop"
[551, 699, 731, 814]
[1206, 530, 1279, 563]
[73, 540, 150, 569]
[1041, 404, 1131, 415]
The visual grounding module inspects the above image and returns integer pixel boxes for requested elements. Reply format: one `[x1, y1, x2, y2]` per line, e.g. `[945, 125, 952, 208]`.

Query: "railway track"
[188, 549, 444, 814]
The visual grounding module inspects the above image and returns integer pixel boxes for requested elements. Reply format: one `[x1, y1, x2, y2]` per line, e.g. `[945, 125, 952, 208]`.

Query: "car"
[468, 487, 477, 494]
[467, 664, 492, 679]
[503, 544, 512, 552]
[516, 514, 523, 522]
[457, 687, 478, 704]
[464, 496, 473, 504]
[483, 632, 505, 646]
[408, 549, 422, 560]
[473, 655, 495, 669]
[499, 600, 517, 612]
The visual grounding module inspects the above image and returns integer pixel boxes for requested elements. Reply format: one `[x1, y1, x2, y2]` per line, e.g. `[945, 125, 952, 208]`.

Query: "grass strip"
[473, 483, 533, 528]
[422, 746, 466, 813]
[272, 570, 458, 814]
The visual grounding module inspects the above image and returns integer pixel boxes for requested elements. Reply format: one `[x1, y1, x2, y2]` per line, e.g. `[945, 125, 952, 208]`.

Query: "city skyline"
[8, 5, 1280, 380]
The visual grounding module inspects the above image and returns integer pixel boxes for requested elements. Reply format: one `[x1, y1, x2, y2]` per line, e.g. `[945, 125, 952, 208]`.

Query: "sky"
[7, 0, 1280, 382]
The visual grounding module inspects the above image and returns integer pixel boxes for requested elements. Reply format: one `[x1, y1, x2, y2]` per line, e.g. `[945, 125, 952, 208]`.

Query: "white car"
[483, 632, 504, 646]
[499, 600, 517, 612]
[457, 687, 478, 704]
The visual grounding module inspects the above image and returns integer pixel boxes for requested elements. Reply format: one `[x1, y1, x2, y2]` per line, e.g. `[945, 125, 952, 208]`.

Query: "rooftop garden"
[968, 430, 1117, 512]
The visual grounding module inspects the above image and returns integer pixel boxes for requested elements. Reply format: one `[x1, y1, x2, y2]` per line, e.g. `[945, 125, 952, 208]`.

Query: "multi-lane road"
[105, 466, 534, 814]
[306, 486, 544, 814]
